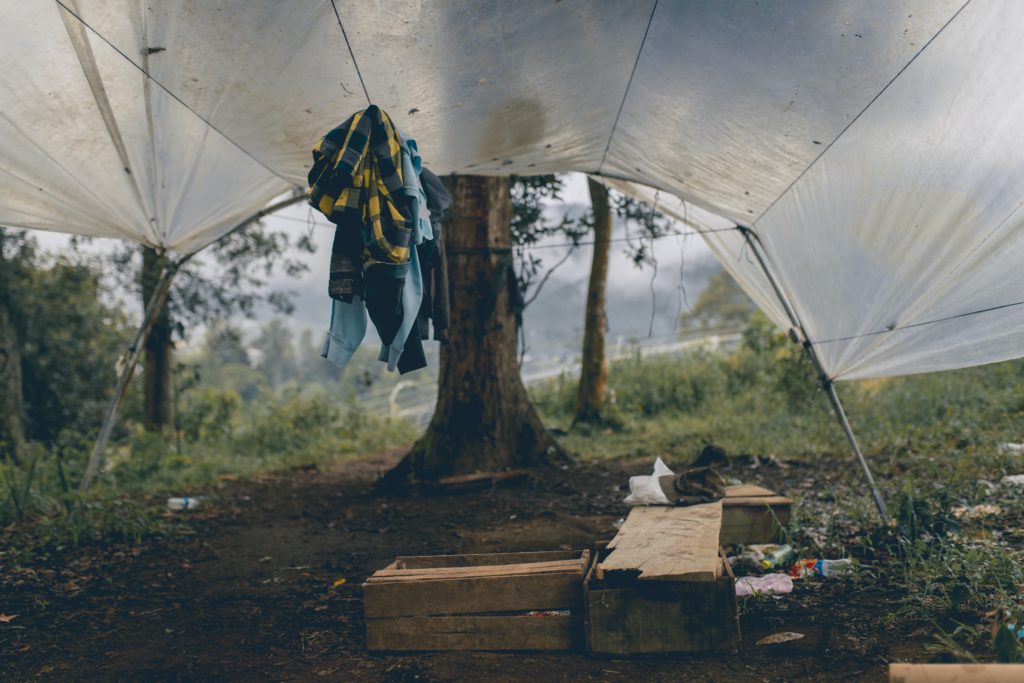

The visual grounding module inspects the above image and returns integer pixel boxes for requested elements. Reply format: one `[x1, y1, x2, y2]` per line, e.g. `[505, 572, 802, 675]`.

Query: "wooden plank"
[889, 663, 1024, 683]
[721, 499, 791, 546]
[396, 550, 580, 569]
[430, 469, 531, 493]
[600, 501, 723, 581]
[725, 484, 777, 498]
[725, 495, 793, 506]
[366, 614, 576, 651]
[585, 559, 739, 654]
[363, 571, 581, 618]
[366, 560, 582, 583]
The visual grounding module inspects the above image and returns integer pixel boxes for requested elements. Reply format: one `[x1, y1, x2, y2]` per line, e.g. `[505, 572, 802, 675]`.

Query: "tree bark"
[574, 178, 612, 423]
[0, 298, 26, 460]
[141, 247, 175, 433]
[382, 175, 564, 485]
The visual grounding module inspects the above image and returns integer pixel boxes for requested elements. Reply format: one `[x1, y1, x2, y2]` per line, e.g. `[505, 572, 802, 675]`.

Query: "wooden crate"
[363, 550, 590, 651]
[584, 545, 740, 655]
[721, 484, 792, 546]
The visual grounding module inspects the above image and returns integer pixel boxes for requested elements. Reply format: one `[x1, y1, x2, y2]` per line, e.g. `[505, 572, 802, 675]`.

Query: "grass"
[531, 314, 1024, 660]
[0, 389, 418, 566]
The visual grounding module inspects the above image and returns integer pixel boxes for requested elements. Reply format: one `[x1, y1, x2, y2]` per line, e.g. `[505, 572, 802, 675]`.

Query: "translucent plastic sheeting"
[1, 1, 956, 251]
[604, 0, 1024, 381]
[754, 0, 1024, 380]
[3, 1, 1024, 381]
[595, 177, 790, 336]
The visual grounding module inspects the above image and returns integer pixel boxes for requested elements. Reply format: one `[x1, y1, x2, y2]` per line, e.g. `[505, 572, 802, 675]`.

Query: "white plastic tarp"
[2, 0, 1023, 381]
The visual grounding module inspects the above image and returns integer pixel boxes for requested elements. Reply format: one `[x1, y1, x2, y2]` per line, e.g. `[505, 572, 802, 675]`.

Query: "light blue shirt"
[322, 130, 431, 374]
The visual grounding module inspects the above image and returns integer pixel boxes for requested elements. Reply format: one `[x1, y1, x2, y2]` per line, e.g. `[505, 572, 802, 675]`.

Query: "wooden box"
[721, 484, 792, 546]
[584, 545, 740, 655]
[363, 550, 590, 651]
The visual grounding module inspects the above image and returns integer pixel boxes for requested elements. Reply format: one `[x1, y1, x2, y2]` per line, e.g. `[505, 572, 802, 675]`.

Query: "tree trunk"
[0, 298, 26, 460]
[141, 247, 175, 433]
[382, 175, 564, 485]
[574, 178, 612, 423]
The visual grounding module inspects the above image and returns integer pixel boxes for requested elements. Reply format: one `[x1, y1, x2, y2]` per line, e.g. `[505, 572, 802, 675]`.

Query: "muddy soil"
[1, 451, 928, 682]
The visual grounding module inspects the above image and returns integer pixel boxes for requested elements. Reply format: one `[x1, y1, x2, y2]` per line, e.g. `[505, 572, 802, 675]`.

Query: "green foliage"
[0, 229, 132, 444]
[680, 268, 757, 331]
[0, 388, 418, 563]
[179, 387, 242, 442]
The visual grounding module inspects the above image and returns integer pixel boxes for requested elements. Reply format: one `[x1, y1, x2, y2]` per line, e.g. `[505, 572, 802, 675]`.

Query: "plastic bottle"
[167, 496, 201, 511]
[760, 544, 796, 570]
[818, 559, 853, 577]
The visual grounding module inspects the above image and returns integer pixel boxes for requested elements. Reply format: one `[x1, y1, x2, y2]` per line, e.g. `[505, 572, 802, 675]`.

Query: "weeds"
[0, 390, 417, 563]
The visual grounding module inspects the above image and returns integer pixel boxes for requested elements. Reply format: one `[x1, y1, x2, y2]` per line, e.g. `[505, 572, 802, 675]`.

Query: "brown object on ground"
[889, 663, 1024, 682]
[585, 539, 740, 655]
[721, 484, 793, 546]
[599, 501, 724, 581]
[364, 549, 589, 651]
[382, 175, 566, 487]
[756, 631, 806, 646]
[429, 468, 531, 493]
[573, 177, 612, 424]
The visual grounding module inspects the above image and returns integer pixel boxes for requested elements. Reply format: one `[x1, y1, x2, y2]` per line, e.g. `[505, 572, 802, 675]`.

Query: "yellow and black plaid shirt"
[309, 106, 412, 299]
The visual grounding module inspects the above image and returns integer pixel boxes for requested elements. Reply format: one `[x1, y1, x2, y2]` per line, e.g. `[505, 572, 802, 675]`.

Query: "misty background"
[33, 173, 722, 363]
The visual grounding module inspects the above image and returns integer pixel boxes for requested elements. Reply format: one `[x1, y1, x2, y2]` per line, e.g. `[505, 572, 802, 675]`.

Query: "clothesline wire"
[53, 0, 297, 188]
[269, 212, 741, 249]
[814, 297, 1024, 345]
[329, 0, 371, 104]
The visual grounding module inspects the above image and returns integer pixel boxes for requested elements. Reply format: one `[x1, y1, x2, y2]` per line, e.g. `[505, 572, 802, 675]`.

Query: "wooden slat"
[366, 614, 575, 651]
[363, 571, 581, 618]
[725, 495, 793, 506]
[600, 501, 723, 582]
[395, 550, 580, 570]
[367, 560, 582, 582]
[725, 484, 777, 498]
[434, 468, 531, 489]
[889, 663, 1024, 683]
[585, 561, 739, 654]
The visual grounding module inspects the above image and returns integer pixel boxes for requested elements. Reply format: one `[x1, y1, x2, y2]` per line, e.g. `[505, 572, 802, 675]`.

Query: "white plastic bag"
[736, 573, 794, 597]
[623, 457, 675, 506]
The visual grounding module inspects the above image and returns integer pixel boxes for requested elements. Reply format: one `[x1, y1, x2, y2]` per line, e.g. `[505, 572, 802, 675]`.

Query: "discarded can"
[167, 497, 201, 511]
[760, 544, 796, 570]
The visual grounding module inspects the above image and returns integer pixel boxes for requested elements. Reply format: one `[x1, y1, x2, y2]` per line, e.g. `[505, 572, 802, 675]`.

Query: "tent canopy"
[2, 0, 1022, 381]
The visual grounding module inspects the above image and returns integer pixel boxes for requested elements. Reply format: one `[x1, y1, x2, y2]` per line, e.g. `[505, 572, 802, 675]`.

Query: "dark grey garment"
[657, 466, 727, 506]
[417, 168, 452, 342]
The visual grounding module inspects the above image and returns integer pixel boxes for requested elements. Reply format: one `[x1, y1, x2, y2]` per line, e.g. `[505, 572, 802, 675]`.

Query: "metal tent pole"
[737, 226, 889, 521]
[80, 258, 178, 491]
[79, 191, 310, 491]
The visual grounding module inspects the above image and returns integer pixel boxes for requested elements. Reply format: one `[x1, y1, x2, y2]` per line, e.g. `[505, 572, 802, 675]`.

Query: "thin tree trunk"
[0, 298, 26, 460]
[574, 178, 612, 423]
[382, 175, 564, 485]
[141, 247, 175, 433]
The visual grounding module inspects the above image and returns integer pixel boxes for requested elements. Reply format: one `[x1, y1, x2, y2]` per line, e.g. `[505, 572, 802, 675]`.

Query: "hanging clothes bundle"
[308, 105, 450, 375]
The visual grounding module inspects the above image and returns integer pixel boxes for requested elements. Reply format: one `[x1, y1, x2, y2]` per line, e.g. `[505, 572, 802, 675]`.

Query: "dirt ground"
[1, 451, 931, 682]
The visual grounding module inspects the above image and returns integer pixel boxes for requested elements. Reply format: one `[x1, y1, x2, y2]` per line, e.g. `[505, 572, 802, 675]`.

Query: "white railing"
[360, 328, 743, 428]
